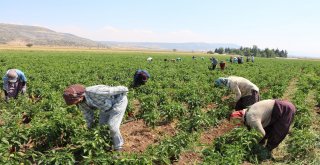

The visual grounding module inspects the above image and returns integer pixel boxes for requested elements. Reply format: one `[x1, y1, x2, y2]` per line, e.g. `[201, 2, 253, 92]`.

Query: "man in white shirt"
[215, 76, 260, 110]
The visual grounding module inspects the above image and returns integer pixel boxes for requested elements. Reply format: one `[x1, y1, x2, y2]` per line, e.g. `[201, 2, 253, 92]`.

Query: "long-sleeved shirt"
[3, 69, 27, 91]
[211, 58, 218, 65]
[78, 85, 128, 127]
[226, 76, 259, 101]
[243, 99, 275, 136]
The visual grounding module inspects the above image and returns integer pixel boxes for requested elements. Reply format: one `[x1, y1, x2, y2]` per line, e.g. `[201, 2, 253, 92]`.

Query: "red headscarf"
[230, 110, 245, 119]
[229, 110, 245, 126]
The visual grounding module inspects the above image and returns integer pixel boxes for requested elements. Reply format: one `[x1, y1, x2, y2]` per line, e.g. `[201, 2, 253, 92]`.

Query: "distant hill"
[0, 23, 240, 51]
[0, 23, 102, 47]
[100, 41, 240, 51]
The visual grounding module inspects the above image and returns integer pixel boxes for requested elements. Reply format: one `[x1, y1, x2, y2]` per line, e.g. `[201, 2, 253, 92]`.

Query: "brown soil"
[121, 119, 176, 153]
[174, 151, 202, 165]
[222, 95, 232, 101]
[200, 119, 236, 145]
[129, 99, 141, 117]
[175, 119, 236, 164]
[260, 88, 269, 93]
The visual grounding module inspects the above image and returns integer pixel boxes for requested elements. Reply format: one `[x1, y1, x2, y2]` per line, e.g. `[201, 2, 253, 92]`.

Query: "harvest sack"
[63, 84, 86, 105]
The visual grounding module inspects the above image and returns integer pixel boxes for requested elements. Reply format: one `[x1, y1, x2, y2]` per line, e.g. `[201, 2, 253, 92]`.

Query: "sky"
[1, 0, 320, 58]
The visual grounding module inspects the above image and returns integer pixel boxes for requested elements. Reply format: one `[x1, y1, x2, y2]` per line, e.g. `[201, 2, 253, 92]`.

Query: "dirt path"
[121, 99, 177, 153]
[121, 119, 176, 153]
[282, 78, 298, 101]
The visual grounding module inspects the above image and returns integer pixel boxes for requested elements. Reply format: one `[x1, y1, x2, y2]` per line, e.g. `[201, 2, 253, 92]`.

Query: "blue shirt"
[3, 69, 27, 91]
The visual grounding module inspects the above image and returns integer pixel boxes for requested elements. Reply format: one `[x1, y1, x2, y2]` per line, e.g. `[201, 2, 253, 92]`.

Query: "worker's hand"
[21, 87, 26, 94]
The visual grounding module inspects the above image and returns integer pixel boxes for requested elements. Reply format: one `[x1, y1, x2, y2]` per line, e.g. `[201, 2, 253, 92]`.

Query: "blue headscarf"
[215, 77, 228, 86]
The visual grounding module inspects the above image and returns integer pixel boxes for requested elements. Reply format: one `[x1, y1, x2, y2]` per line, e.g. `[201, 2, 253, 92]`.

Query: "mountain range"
[0, 23, 240, 51]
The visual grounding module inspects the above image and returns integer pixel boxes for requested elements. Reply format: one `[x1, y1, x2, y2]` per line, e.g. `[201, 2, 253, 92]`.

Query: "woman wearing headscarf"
[215, 76, 260, 110]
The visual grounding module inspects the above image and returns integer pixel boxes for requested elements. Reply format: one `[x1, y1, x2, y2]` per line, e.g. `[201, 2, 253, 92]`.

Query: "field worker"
[229, 56, 233, 63]
[239, 56, 244, 64]
[233, 57, 238, 63]
[219, 60, 226, 71]
[63, 84, 129, 151]
[251, 55, 255, 62]
[2, 69, 27, 101]
[210, 57, 218, 70]
[133, 69, 150, 87]
[215, 76, 260, 110]
[229, 99, 296, 157]
[147, 57, 153, 62]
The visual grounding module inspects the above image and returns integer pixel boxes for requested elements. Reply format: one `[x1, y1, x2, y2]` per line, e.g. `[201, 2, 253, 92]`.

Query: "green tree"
[252, 45, 260, 57]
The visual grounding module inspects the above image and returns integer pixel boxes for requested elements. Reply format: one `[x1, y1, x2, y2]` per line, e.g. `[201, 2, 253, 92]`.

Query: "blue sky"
[1, 0, 320, 57]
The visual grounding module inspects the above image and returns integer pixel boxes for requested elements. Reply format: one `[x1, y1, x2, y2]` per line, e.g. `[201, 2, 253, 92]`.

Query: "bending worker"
[3, 69, 27, 101]
[229, 99, 296, 157]
[133, 69, 150, 87]
[63, 84, 129, 151]
[215, 76, 260, 110]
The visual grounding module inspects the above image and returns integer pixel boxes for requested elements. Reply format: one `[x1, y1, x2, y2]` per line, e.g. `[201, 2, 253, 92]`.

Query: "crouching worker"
[133, 69, 150, 87]
[215, 76, 260, 110]
[3, 69, 27, 102]
[63, 84, 129, 151]
[210, 57, 218, 70]
[229, 99, 296, 158]
[219, 61, 226, 71]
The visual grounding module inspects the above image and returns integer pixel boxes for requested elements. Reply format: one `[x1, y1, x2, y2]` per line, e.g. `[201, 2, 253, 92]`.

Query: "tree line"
[208, 45, 288, 58]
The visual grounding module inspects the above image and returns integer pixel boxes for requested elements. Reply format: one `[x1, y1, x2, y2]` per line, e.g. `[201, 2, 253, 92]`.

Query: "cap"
[7, 70, 18, 83]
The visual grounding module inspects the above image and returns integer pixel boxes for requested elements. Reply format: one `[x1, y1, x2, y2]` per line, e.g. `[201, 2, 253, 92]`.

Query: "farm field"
[0, 49, 319, 164]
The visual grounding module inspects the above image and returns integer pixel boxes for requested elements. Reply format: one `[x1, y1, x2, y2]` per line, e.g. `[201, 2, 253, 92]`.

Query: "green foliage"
[0, 50, 319, 164]
[287, 129, 317, 159]
[147, 132, 198, 164]
[202, 128, 262, 164]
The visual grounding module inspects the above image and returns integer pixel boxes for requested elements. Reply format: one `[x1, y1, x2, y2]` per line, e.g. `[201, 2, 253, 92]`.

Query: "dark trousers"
[212, 64, 217, 70]
[235, 90, 260, 110]
[260, 100, 296, 151]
